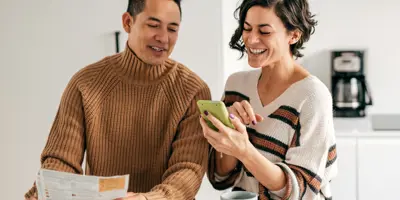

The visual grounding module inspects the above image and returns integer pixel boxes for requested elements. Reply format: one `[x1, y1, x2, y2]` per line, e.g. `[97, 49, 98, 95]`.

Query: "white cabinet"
[331, 138, 357, 200]
[358, 138, 400, 200]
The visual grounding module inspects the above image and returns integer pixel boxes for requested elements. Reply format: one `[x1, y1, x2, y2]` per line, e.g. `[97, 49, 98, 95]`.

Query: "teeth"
[151, 46, 163, 52]
[249, 48, 266, 54]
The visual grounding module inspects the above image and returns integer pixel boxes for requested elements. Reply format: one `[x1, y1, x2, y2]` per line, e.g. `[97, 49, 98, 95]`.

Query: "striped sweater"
[207, 69, 338, 200]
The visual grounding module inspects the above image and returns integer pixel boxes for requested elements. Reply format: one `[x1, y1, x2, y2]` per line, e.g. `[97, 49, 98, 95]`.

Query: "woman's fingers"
[241, 100, 257, 125]
[205, 112, 230, 135]
[230, 101, 263, 125]
[229, 113, 246, 134]
[255, 114, 264, 122]
[200, 116, 222, 140]
[233, 102, 250, 124]
[227, 106, 243, 124]
[200, 115, 229, 153]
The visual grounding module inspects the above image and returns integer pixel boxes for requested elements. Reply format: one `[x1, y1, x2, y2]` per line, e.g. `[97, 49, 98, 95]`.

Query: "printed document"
[35, 169, 129, 200]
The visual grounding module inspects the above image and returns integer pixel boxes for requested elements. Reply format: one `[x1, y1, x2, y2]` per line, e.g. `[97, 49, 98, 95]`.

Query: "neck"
[115, 44, 174, 84]
[259, 56, 297, 88]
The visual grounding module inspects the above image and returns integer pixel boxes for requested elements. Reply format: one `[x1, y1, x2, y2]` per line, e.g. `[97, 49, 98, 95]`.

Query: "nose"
[247, 32, 260, 44]
[155, 29, 168, 44]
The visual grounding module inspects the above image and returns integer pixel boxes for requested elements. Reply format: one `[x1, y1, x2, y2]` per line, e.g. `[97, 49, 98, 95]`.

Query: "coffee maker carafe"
[331, 50, 373, 117]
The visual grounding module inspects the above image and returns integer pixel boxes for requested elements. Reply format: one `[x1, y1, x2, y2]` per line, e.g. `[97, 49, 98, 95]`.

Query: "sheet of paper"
[36, 169, 129, 200]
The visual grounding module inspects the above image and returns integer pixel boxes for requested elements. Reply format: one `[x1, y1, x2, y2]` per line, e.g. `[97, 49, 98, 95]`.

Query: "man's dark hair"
[230, 0, 317, 59]
[127, 0, 182, 18]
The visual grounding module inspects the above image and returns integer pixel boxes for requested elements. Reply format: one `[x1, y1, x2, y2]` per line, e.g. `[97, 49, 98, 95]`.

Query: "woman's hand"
[200, 111, 253, 160]
[228, 100, 264, 125]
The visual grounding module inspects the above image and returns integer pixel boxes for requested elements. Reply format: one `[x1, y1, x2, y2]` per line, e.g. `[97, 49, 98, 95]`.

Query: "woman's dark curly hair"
[230, 0, 317, 59]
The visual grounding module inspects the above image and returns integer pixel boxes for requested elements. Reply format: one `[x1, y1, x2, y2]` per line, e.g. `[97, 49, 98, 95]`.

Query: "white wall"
[0, 0, 125, 198]
[222, 0, 400, 115]
[301, 0, 400, 114]
[221, 0, 249, 84]
[171, 0, 224, 99]
[0, 0, 224, 199]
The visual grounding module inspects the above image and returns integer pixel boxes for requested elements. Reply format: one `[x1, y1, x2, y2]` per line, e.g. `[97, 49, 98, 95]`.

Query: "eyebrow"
[244, 21, 272, 28]
[148, 17, 179, 27]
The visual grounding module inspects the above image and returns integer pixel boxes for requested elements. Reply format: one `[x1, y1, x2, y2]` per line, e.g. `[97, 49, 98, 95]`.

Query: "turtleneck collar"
[115, 44, 175, 85]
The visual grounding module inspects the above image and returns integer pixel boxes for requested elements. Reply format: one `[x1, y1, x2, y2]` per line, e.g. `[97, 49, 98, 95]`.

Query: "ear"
[122, 12, 133, 33]
[289, 29, 302, 45]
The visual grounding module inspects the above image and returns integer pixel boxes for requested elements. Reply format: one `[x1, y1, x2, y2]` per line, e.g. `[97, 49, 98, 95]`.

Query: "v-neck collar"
[249, 69, 314, 116]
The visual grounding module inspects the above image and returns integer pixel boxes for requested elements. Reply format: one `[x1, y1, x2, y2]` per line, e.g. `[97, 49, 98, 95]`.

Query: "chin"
[247, 59, 267, 69]
[142, 55, 167, 65]
[247, 63, 262, 68]
[246, 52, 272, 68]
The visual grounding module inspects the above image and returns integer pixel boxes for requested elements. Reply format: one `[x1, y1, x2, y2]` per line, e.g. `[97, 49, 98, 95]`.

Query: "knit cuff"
[24, 183, 37, 199]
[270, 185, 287, 198]
[141, 191, 165, 200]
[276, 163, 300, 200]
[214, 172, 231, 182]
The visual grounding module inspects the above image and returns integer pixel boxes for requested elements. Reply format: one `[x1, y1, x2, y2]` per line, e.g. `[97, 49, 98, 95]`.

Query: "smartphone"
[197, 100, 235, 131]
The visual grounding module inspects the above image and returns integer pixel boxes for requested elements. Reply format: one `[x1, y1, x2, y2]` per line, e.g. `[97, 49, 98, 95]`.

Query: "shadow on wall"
[300, 49, 332, 92]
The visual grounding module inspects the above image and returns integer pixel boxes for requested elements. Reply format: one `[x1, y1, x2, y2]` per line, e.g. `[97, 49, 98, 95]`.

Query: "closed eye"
[148, 24, 159, 28]
[168, 28, 177, 32]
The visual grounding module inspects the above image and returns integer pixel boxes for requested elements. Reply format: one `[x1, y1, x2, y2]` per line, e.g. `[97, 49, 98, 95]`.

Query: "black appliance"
[331, 50, 373, 117]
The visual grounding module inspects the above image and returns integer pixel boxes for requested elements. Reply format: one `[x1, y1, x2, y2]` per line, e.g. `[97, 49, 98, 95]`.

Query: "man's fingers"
[114, 193, 137, 200]
[126, 192, 136, 197]
[242, 100, 257, 125]
[229, 113, 246, 133]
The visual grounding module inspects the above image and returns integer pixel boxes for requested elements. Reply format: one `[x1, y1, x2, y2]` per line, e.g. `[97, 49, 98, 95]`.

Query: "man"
[24, 0, 211, 199]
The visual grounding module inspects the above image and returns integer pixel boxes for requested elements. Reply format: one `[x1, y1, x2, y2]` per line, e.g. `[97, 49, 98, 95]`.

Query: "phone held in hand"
[197, 100, 235, 131]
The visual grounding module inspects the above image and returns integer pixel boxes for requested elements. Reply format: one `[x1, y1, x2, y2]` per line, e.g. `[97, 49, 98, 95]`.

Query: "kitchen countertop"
[334, 117, 400, 137]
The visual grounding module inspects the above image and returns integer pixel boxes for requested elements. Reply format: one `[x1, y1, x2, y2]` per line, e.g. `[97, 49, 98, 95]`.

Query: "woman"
[200, 0, 337, 199]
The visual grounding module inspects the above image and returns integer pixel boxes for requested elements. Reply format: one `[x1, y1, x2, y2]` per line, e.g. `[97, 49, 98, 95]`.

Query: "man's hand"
[115, 192, 146, 200]
[25, 193, 37, 200]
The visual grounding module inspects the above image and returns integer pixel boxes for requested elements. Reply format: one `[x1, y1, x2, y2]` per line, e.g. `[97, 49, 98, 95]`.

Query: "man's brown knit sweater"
[25, 46, 212, 200]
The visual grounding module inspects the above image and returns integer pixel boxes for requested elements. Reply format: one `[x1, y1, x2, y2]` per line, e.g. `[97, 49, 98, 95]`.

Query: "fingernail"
[252, 120, 257, 125]
[204, 111, 209, 116]
[229, 114, 235, 119]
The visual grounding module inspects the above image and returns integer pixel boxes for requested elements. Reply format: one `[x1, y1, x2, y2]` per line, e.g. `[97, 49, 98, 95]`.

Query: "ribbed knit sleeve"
[24, 47, 213, 199]
[24, 72, 87, 199]
[142, 83, 211, 200]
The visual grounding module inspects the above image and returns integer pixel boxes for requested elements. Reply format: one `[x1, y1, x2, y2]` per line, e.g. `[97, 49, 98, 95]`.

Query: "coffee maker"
[331, 50, 373, 117]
